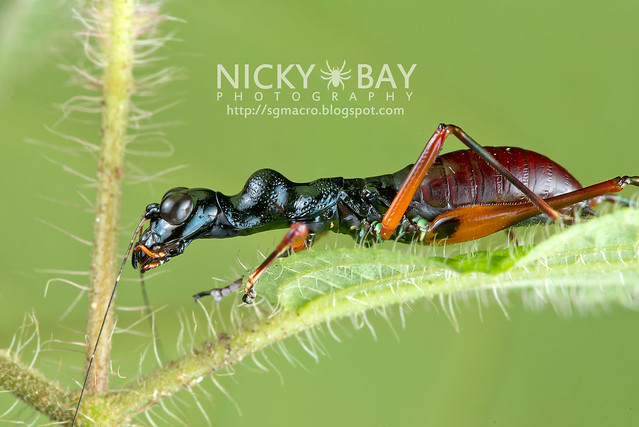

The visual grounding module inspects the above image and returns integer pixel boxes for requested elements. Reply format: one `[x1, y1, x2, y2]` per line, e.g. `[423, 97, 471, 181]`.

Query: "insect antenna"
[72, 213, 149, 426]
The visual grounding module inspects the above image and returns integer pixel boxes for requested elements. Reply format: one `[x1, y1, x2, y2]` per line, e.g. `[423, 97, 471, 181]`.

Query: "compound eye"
[160, 188, 193, 225]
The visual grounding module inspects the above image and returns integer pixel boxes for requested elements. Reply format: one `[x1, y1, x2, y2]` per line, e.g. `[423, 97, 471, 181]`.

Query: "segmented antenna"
[72, 214, 148, 425]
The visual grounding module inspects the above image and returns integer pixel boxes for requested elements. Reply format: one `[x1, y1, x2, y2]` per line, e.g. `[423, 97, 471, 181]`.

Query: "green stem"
[0, 350, 74, 422]
[86, 0, 135, 395]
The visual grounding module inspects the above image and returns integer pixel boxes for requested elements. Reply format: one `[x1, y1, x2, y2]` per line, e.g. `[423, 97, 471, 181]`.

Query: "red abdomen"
[420, 147, 582, 209]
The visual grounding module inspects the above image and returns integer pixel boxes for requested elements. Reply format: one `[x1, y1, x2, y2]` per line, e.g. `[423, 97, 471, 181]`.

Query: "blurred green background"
[1, 0, 639, 425]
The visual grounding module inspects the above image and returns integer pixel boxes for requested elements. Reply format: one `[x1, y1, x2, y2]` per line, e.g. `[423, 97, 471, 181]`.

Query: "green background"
[1, 0, 639, 425]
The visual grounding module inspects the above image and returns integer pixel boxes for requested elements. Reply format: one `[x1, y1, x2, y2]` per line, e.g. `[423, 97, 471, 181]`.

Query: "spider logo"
[320, 60, 351, 90]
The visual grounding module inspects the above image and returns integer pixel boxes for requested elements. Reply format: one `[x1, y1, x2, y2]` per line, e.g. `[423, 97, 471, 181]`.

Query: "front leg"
[193, 222, 311, 304]
[241, 223, 310, 303]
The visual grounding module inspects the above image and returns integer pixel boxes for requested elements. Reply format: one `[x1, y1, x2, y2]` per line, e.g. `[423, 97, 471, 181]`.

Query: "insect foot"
[357, 220, 384, 244]
[193, 288, 231, 302]
[621, 176, 639, 186]
[193, 278, 243, 302]
[242, 288, 257, 304]
[403, 217, 429, 241]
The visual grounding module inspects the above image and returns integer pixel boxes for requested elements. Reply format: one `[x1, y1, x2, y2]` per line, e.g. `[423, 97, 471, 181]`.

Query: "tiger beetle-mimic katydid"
[72, 123, 639, 425]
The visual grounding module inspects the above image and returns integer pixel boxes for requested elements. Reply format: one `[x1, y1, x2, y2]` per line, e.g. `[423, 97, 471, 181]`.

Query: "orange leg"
[379, 124, 562, 240]
[242, 223, 309, 303]
[417, 176, 639, 244]
[194, 223, 310, 304]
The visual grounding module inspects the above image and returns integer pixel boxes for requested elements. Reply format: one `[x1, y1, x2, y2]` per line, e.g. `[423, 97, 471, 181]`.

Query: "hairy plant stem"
[86, 0, 134, 395]
[0, 350, 74, 422]
[80, 303, 390, 423]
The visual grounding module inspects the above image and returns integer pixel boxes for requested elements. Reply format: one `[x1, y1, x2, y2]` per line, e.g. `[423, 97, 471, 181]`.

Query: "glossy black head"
[132, 187, 221, 272]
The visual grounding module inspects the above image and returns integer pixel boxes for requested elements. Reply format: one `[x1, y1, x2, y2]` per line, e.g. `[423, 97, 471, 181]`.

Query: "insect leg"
[193, 229, 324, 302]
[194, 278, 244, 302]
[420, 176, 639, 243]
[241, 223, 309, 303]
[194, 223, 310, 304]
[379, 124, 564, 239]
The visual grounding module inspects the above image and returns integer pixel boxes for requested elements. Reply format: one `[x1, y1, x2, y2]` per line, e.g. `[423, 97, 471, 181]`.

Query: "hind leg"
[418, 176, 639, 244]
[378, 124, 567, 240]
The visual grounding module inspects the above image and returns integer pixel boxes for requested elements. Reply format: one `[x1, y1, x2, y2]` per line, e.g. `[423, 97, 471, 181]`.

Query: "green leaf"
[257, 208, 639, 317]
